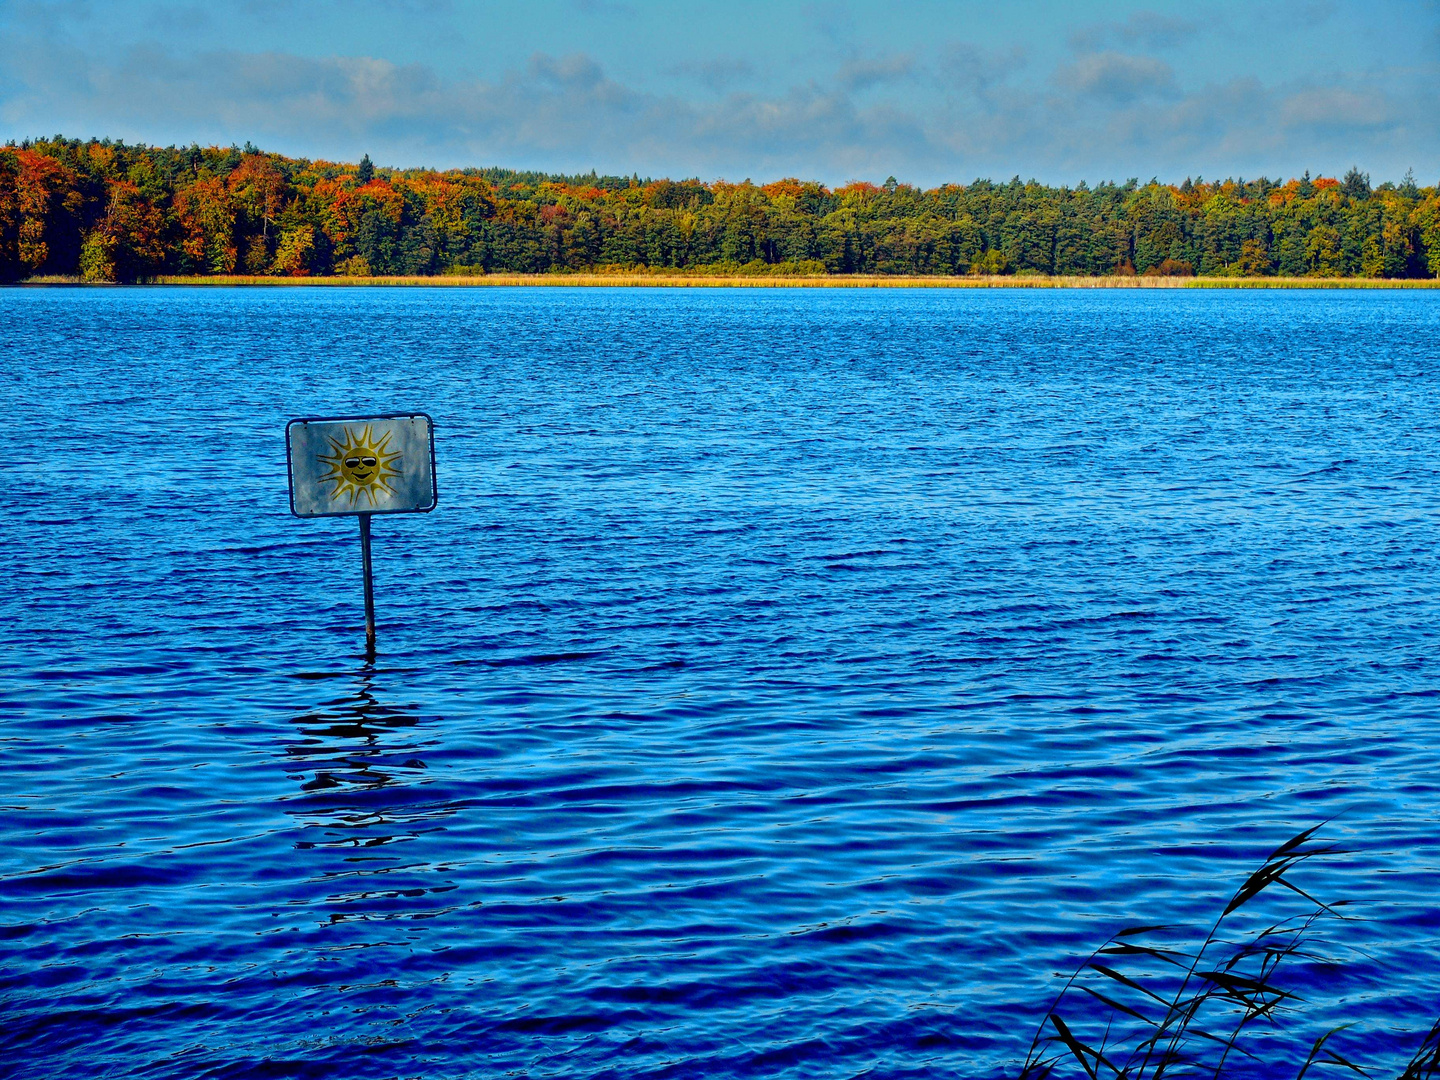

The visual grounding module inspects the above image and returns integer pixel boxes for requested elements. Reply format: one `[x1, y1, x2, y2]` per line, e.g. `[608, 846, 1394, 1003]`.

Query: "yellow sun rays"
[317, 424, 404, 507]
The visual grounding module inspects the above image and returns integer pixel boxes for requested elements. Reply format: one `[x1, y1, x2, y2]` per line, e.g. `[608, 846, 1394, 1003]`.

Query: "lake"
[4, 285, 1440, 1078]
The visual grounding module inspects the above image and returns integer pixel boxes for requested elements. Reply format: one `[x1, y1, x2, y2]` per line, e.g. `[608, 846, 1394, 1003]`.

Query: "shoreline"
[15, 273, 1440, 289]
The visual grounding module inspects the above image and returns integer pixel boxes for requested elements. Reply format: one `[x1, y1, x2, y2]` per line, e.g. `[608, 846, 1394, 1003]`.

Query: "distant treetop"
[1, 136, 1437, 281]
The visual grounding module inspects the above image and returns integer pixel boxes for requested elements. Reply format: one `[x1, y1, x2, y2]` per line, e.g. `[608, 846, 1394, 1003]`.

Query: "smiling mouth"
[350, 470, 374, 480]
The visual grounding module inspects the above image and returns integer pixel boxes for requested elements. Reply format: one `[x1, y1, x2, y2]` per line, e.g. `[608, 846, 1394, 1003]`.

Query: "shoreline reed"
[14, 273, 1440, 290]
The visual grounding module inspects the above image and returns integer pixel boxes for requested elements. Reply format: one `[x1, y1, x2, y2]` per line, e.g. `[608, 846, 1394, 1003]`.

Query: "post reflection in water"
[280, 669, 459, 938]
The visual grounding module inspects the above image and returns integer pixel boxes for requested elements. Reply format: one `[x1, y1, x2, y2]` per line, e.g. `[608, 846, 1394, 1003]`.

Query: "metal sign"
[287, 413, 437, 517]
[286, 412, 438, 658]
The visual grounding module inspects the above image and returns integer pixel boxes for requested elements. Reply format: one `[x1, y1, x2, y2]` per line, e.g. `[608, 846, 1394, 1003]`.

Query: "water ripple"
[3, 286, 1440, 1077]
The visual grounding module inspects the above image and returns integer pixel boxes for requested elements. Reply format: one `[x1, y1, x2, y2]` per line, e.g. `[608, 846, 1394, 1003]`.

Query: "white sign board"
[287, 413, 437, 517]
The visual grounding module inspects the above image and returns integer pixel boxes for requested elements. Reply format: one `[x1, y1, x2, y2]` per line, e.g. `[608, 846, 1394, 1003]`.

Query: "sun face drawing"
[317, 425, 403, 507]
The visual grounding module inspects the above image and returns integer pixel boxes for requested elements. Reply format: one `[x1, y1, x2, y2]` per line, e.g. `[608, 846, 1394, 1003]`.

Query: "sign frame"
[285, 411, 438, 519]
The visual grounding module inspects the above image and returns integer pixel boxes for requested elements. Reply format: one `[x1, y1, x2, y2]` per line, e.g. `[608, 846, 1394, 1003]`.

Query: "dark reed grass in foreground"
[1019, 827, 1440, 1079]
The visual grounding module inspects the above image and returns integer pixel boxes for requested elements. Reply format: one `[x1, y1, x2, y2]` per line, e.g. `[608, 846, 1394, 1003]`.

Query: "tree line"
[2, 136, 1439, 281]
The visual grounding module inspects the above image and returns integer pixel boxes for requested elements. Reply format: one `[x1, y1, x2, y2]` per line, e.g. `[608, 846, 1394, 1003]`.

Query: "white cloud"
[836, 54, 916, 93]
[1070, 12, 1199, 52]
[668, 57, 756, 93]
[937, 42, 1029, 99]
[1280, 88, 1393, 133]
[1055, 52, 1179, 102]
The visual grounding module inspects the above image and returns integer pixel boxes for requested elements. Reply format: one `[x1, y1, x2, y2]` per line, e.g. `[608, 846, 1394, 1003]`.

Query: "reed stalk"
[1018, 825, 1439, 1080]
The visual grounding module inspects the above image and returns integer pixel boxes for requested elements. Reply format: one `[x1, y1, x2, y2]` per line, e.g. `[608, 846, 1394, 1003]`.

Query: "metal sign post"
[286, 413, 438, 659]
[359, 512, 377, 654]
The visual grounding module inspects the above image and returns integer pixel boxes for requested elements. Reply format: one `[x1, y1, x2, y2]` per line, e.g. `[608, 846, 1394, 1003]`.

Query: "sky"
[1, 0, 1438, 187]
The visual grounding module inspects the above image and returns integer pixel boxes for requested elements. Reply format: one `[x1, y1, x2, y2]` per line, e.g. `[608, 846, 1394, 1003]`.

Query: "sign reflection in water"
[283, 673, 456, 936]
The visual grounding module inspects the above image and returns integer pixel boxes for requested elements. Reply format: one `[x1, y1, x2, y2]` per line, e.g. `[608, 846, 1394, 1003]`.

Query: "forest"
[2, 135, 1439, 281]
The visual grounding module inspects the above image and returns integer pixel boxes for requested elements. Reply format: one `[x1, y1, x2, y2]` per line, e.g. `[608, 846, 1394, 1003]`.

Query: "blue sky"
[2, 0, 1437, 186]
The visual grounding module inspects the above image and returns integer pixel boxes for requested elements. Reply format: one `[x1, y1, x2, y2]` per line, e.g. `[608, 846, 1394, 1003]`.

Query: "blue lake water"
[4, 285, 1440, 1078]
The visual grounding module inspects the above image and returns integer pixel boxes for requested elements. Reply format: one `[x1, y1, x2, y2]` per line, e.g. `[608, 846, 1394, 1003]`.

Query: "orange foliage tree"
[80, 180, 166, 282]
[173, 176, 237, 274]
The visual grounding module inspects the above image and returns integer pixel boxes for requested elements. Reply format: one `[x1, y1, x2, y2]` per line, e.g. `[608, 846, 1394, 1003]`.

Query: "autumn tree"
[11, 149, 84, 275]
[173, 176, 237, 274]
[227, 153, 286, 261]
[80, 180, 166, 282]
[0, 151, 19, 280]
